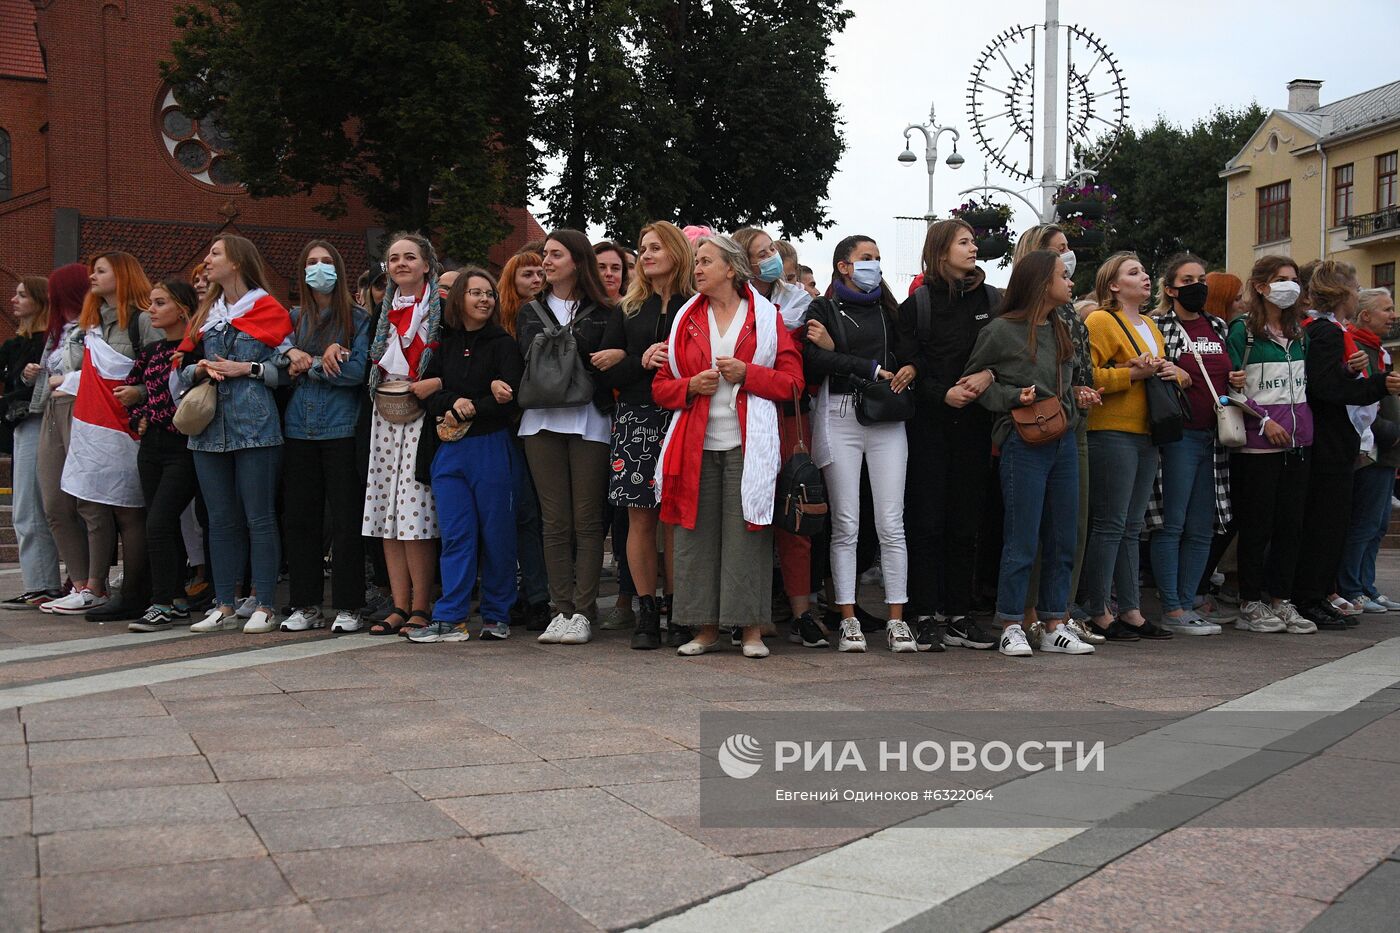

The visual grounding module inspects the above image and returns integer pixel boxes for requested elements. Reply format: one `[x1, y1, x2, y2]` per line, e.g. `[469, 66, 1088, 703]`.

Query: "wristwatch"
[249, 362, 264, 380]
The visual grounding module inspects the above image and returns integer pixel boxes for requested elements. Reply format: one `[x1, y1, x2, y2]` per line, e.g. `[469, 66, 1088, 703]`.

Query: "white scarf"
[377, 285, 431, 379]
[201, 287, 268, 334]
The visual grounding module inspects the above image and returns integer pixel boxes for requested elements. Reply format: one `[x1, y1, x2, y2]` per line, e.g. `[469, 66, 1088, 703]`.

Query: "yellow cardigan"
[1084, 308, 1166, 434]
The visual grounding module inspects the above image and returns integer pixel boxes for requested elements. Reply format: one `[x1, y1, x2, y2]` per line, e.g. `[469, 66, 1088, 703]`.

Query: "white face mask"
[1267, 280, 1301, 310]
[1060, 250, 1077, 278]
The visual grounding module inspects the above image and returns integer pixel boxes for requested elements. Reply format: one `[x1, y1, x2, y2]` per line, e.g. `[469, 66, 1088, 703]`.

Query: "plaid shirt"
[1144, 310, 1233, 534]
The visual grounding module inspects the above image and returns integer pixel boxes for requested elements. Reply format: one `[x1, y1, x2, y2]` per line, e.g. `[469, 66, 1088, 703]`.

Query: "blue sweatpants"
[432, 429, 518, 624]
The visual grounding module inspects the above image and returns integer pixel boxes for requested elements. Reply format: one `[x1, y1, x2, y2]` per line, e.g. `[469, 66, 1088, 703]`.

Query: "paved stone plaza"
[0, 557, 1397, 932]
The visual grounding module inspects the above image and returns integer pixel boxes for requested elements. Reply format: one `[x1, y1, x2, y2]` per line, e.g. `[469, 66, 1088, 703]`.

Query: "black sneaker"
[1299, 601, 1348, 630]
[942, 616, 996, 650]
[86, 599, 143, 623]
[524, 602, 552, 632]
[914, 616, 946, 652]
[129, 605, 176, 632]
[788, 612, 829, 648]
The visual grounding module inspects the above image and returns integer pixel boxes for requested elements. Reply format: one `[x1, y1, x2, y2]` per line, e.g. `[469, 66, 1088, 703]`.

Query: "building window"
[1257, 180, 1290, 244]
[1376, 262, 1396, 296]
[1333, 163, 1354, 223]
[1379, 152, 1398, 210]
[156, 88, 239, 189]
[0, 128, 10, 201]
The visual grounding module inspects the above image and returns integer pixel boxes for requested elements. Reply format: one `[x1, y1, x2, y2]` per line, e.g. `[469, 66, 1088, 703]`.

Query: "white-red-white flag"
[60, 331, 143, 508]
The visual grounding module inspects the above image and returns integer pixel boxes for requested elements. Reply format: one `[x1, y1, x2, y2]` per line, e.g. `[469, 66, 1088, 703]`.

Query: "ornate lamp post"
[898, 102, 964, 221]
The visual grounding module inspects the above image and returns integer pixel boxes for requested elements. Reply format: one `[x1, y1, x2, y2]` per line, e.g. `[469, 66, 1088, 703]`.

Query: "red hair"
[78, 252, 152, 331]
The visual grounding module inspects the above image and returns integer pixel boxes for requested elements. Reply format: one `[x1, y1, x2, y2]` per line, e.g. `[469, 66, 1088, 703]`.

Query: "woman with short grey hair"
[651, 235, 805, 658]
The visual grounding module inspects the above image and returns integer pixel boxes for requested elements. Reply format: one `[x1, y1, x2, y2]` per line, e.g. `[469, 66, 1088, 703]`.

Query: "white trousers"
[822, 400, 908, 606]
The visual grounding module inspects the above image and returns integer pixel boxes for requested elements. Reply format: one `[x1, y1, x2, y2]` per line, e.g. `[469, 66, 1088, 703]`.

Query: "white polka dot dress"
[361, 408, 439, 540]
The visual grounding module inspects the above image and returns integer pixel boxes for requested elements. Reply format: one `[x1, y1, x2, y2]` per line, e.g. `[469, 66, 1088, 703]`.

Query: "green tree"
[1077, 103, 1267, 283]
[162, 0, 536, 262]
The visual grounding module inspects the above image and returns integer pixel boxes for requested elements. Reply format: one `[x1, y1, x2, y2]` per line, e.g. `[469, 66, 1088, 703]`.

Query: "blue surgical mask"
[851, 260, 882, 292]
[305, 262, 338, 295]
[758, 253, 784, 283]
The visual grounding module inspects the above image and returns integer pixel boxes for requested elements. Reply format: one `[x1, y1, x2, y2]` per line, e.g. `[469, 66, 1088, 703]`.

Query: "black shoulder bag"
[824, 298, 915, 426]
[773, 385, 828, 536]
[1109, 312, 1189, 446]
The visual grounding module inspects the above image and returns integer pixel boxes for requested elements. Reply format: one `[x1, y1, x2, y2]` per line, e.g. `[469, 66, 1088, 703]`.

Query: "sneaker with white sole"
[1161, 610, 1222, 636]
[1235, 601, 1286, 633]
[837, 618, 866, 652]
[129, 605, 177, 633]
[235, 596, 259, 619]
[1064, 618, 1105, 645]
[1040, 624, 1095, 654]
[886, 619, 917, 653]
[280, 607, 326, 632]
[1329, 595, 1363, 617]
[1351, 595, 1388, 614]
[537, 613, 570, 643]
[1376, 594, 1400, 611]
[1197, 598, 1239, 625]
[998, 624, 1033, 657]
[479, 621, 510, 641]
[330, 610, 362, 633]
[407, 620, 470, 643]
[43, 589, 106, 615]
[190, 608, 239, 632]
[559, 614, 592, 645]
[1272, 600, 1318, 634]
[243, 608, 278, 633]
[943, 616, 997, 650]
[1026, 620, 1044, 649]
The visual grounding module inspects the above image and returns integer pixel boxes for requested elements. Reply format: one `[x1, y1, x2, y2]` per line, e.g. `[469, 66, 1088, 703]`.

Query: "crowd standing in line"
[5, 212, 1400, 660]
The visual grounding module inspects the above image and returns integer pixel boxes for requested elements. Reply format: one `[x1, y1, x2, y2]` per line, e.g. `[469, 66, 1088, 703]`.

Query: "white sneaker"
[280, 607, 325, 632]
[331, 610, 362, 633]
[1040, 624, 1095, 654]
[885, 619, 917, 653]
[1376, 594, 1400, 612]
[190, 608, 239, 632]
[837, 618, 866, 652]
[1236, 601, 1286, 633]
[559, 613, 592, 645]
[1197, 599, 1238, 625]
[1161, 610, 1222, 636]
[537, 613, 570, 644]
[998, 625, 1033, 657]
[1272, 600, 1318, 635]
[1354, 595, 1389, 615]
[42, 588, 106, 615]
[243, 608, 278, 633]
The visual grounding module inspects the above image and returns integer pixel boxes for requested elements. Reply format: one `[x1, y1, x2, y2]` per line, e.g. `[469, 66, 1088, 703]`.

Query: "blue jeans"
[1150, 429, 1215, 611]
[1338, 462, 1395, 599]
[193, 446, 282, 608]
[1084, 430, 1159, 616]
[433, 431, 518, 624]
[513, 441, 550, 606]
[996, 432, 1079, 623]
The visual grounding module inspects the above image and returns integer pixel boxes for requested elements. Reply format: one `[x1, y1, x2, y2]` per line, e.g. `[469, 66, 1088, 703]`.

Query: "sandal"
[368, 606, 410, 636]
[397, 610, 431, 638]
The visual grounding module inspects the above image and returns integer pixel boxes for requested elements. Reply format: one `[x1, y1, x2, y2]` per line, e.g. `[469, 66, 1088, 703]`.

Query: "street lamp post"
[898, 101, 963, 220]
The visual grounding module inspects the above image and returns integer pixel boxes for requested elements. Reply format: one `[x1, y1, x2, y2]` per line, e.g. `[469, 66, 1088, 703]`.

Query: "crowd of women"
[3, 215, 1398, 659]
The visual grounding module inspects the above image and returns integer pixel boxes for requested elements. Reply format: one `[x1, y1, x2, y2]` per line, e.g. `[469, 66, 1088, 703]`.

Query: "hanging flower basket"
[975, 233, 1012, 260]
[1066, 228, 1105, 248]
[962, 209, 1006, 229]
[1055, 200, 1106, 221]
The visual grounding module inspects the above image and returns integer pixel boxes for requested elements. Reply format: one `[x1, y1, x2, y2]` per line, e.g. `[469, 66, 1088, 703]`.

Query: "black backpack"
[914, 282, 1002, 340]
[773, 387, 828, 536]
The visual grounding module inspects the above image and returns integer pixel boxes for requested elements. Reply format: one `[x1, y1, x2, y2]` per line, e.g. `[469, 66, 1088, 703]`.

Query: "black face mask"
[1174, 281, 1209, 314]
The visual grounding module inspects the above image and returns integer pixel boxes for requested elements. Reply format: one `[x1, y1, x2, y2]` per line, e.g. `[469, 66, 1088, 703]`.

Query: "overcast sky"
[539, 0, 1400, 287]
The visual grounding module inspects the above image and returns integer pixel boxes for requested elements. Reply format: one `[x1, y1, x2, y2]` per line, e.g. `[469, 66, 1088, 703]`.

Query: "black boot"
[660, 594, 689, 647]
[632, 595, 661, 650]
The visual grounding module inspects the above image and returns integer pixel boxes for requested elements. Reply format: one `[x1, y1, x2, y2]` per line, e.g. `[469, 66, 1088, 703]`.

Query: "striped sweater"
[1225, 317, 1312, 452]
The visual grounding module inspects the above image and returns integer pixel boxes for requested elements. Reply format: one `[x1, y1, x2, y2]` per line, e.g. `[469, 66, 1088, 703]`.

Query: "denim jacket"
[179, 322, 291, 452]
[282, 305, 370, 440]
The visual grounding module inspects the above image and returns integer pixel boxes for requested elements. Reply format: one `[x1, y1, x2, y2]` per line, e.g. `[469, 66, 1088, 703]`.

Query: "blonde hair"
[1307, 260, 1359, 318]
[1092, 251, 1142, 313]
[621, 221, 696, 316]
[1012, 224, 1065, 265]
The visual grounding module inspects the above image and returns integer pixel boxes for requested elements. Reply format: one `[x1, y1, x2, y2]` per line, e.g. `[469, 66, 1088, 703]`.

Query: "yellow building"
[1221, 78, 1400, 294]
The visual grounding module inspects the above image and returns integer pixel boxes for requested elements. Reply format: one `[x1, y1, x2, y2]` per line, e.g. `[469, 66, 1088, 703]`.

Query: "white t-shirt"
[517, 293, 613, 445]
[703, 300, 747, 451]
[1132, 320, 1160, 355]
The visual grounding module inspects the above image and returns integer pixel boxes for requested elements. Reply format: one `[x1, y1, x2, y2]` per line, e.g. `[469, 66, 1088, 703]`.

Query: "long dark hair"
[442, 267, 501, 330]
[545, 228, 612, 309]
[997, 249, 1071, 363]
[829, 235, 899, 316]
[1243, 255, 1303, 340]
[294, 239, 356, 348]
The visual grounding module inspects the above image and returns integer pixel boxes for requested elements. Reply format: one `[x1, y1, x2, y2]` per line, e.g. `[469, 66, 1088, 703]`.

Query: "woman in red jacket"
[652, 234, 805, 658]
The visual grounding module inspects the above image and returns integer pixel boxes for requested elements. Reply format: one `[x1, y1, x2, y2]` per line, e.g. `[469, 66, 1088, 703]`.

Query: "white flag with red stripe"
[60, 331, 143, 508]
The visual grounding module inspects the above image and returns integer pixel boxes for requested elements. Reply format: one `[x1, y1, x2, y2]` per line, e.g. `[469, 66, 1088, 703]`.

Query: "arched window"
[0, 129, 11, 201]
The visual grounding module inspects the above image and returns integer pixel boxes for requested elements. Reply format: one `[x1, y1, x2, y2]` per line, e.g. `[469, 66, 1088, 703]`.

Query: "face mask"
[305, 263, 338, 295]
[1267, 280, 1301, 309]
[1174, 281, 1209, 314]
[851, 260, 882, 292]
[757, 253, 784, 283]
[1060, 250, 1077, 278]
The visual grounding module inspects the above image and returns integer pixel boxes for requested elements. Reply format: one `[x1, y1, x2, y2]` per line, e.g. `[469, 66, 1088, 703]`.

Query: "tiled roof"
[0, 0, 44, 81]
[79, 218, 370, 288]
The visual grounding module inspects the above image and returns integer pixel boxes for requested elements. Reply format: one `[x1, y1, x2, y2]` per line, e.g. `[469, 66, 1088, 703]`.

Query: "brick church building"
[0, 0, 543, 338]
